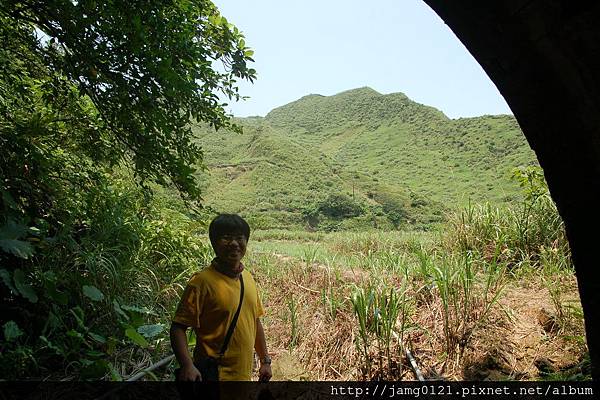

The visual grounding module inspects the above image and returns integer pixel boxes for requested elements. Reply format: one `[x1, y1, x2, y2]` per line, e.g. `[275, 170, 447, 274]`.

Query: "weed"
[425, 248, 507, 367]
[351, 280, 412, 379]
[287, 294, 299, 350]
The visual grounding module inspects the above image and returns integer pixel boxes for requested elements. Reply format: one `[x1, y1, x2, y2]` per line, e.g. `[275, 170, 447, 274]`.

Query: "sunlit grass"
[244, 179, 586, 381]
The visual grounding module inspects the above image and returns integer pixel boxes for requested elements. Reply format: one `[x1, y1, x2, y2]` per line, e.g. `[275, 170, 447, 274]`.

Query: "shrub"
[0, 177, 211, 379]
[318, 193, 365, 219]
[445, 166, 570, 269]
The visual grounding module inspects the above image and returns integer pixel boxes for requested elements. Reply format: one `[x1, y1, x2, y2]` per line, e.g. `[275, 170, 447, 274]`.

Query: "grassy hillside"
[194, 88, 538, 230]
[265, 87, 447, 134]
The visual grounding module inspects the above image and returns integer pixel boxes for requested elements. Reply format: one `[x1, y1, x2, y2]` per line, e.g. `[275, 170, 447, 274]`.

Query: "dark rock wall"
[424, 0, 600, 380]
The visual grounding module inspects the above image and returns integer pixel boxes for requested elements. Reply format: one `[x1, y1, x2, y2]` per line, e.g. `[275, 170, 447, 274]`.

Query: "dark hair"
[208, 214, 251, 247]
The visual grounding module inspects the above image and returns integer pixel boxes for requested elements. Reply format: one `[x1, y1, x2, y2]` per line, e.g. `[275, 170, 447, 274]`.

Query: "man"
[170, 214, 272, 381]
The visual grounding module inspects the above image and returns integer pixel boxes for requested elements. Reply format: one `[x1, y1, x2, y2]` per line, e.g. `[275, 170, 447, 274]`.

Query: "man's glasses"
[217, 235, 247, 244]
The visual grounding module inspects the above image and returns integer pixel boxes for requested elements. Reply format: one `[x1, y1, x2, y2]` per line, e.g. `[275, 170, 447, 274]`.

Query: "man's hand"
[178, 364, 202, 381]
[255, 318, 272, 382]
[258, 363, 272, 382]
[170, 322, 201, 381]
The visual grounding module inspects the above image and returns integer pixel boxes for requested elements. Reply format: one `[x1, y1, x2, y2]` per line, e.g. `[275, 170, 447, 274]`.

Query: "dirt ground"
[458, 280, 587, 380]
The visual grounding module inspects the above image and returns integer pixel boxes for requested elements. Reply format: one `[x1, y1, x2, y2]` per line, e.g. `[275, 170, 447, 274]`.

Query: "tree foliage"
[302, 193, 367, 230]
[1, 0, 255, 198]
[318, 193, 365, 219]
[0, 0, 253, 379]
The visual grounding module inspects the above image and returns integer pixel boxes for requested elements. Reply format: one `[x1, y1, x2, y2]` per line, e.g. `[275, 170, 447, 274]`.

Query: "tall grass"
[424, 249, 507, 366]
[445, 167, 570, 270]
[320, 287, 342, 321]
[351, 281, 412, 379]
[351, 284, 375, 375]
[287, 294, 299, 349]
[539, 247, 582, 334]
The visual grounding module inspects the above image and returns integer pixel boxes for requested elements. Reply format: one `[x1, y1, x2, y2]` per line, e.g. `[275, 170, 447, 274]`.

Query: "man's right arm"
[169, 322, 202, 381]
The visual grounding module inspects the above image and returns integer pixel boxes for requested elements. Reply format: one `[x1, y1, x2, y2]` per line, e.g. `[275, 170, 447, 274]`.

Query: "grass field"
[239, 224, 587, 380]
[23, 175, 585, 382]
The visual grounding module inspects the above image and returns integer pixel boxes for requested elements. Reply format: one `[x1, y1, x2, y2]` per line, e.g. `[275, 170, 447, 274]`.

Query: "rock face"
[423, 0, 600, 380]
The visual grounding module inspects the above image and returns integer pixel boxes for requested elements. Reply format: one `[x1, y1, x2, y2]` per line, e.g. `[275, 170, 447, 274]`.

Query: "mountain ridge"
[265, 86, 448, 134]
[194, 87, 536, 230]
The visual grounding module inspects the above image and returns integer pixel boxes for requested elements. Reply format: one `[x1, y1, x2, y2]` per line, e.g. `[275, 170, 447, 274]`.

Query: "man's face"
[213, 231, 247, 265]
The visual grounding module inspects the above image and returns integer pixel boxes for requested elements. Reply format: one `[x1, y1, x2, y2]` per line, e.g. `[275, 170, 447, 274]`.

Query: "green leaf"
[0, 269, 17, 293]
[209, 14, 221, 25]
[113, 299, 129, 321]
[67, 329, 85, 341]
[80, 358, 93, 367]
[125, 327, 148, 348]
[40, 335, 63, 355]
[106, 337, 118, 355]
[137, 324, 164, 339]
[43, 276, 68, 305]
[48, 287, 69, 305]
[109, 362, 123, 381]
[45, 311, 61, 333]
[89, 332, 106, 343]
[85, 350, 106, 359]
[1, 189, 17, 210]
[0, 220, 28, 240]
[0, 239, 34, 259]
[70, 306, 86, 328]
[120, 304, 157, 316]
[13, 269, 38, 303]
[83, 285, 105, 302]
[81, 359, 109, 380]
[3, 321, 23, 341]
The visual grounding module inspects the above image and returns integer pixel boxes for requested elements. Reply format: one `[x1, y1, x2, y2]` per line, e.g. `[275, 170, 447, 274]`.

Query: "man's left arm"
[255, 318, 272, 382]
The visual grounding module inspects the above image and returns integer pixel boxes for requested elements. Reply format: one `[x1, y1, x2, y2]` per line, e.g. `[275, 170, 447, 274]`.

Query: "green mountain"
[193, 87, 537, 230]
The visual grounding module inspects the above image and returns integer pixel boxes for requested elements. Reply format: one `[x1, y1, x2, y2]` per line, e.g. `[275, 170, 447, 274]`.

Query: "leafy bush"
[445, 166, 569, 269]
[302, 193, 368, 230]
[318, 193, 365, 219]
[0, 0, 254, 379]
[0, 177, 211, 379]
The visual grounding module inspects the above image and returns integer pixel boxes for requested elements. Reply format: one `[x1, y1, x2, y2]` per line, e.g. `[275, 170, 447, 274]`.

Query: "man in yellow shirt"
[170, 214, 272, 381]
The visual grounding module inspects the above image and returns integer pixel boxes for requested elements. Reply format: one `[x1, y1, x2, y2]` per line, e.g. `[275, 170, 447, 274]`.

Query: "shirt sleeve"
[172, 282, 203, 328]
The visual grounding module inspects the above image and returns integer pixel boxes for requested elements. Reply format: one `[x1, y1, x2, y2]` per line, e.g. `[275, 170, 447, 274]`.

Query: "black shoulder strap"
[218, 274, 244, 358]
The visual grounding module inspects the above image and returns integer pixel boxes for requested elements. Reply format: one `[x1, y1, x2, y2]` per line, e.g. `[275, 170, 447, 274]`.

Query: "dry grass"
[248, 232, 588, 382]
[253, 256, 359, 379]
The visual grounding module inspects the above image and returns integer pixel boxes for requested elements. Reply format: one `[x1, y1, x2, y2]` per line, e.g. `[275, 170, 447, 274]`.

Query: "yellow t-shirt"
[172, 263, 264, 381]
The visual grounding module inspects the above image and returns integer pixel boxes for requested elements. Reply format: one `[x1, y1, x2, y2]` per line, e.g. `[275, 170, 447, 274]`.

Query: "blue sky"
[213, 0, 512, 119]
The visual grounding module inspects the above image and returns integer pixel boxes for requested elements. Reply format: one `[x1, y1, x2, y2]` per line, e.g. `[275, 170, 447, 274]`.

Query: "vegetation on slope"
[196, 88, 538, 230]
